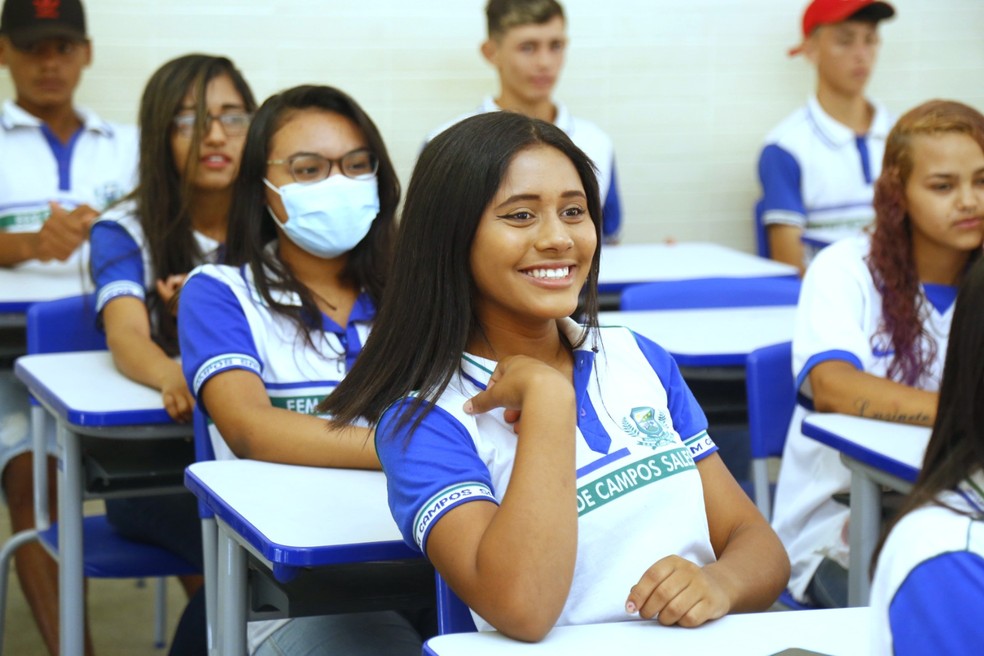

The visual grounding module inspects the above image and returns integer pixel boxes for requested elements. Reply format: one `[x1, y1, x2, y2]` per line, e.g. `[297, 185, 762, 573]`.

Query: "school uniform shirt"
[89, 201, 221, 318]
[771, 236, 954, 602]
[756, 96, 893, 264]
[869, 471, 984, 655]
[427, 97, 622, 241]
[379, 319, 718, 630]
[178, 258, 374, 652]
[0, 99, 137, 271]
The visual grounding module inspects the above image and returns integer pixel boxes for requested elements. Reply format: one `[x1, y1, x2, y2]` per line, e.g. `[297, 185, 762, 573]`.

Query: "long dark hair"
[321, 111, 602, 431]
[223, 85, 399, 335]
[868, 100, 984, 385]
[130, 53, 255, 353]
[873, 256, 984, 569]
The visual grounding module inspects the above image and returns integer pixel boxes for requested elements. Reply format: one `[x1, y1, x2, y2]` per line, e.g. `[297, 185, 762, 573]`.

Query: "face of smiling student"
[469, 144, 596, 333]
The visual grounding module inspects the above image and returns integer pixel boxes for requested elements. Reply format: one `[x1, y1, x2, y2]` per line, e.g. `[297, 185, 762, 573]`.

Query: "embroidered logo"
[34, 0, 61, 20]
[620, 406, 677, 450]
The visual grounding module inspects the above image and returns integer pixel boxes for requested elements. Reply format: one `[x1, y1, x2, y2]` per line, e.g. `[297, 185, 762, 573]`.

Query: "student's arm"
[102, 296, 193, 422]
[809, 360, 937, 426]
[626, 453, 789, 626]
[199, 369, 378, 468]
[768, 224, 805, 275]
[425, 356, 578, 642]
[0, 202, 96, 266]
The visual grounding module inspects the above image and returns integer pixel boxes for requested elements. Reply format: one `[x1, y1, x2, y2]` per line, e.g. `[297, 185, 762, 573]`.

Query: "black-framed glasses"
[172, 112, 252, 138]
[266, 149, 379, 184]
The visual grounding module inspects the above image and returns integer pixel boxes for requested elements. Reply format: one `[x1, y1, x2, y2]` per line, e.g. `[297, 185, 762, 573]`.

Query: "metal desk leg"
[216, 523, 247, 655]
[847, 466, 880, 607]
[57, 422, 84, 656]
[201, 518, 218, 656]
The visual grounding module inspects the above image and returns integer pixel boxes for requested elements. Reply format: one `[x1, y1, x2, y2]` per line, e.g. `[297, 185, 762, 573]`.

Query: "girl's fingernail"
[463, 401, 474, 414]
[625, 601, 637, 614]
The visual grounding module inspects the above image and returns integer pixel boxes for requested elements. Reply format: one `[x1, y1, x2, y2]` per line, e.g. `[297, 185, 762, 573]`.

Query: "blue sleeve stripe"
[96, 280, 144, 312]
[762, 209, 806, 227]
[684, 430, 718, 462]
[192, 354, 261, 396]
[413, 482, 496, 551]
[795, 349, 864, 393]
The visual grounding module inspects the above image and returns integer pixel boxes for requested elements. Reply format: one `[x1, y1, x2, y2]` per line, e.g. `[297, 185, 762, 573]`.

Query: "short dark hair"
[321, 111, 602, 433]
[224, 85, 400, 339]
[486, 0, 564, 39]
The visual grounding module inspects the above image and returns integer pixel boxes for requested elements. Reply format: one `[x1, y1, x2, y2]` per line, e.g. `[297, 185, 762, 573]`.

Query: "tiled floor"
[0, 500, 188, 656]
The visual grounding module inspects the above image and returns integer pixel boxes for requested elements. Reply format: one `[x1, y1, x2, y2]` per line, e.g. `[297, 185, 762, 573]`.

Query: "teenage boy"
[429, 0, 623, 242]
[0, 0, 136, 652]
[755, 0, 895, 274]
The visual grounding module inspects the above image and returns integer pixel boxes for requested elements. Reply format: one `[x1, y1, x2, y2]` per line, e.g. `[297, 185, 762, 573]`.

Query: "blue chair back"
[620, 277, 800, 311]
[435, 573, 477, 634]
[754, 199, 769, 258]
[745, 341, 795, 519]
[26, 294, 105, 354]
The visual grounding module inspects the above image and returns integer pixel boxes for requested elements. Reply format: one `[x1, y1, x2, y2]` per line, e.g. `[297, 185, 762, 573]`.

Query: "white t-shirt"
[378, 319, 717, 630]
[869, 471, 984, 655]
[772, 236, 954, 601]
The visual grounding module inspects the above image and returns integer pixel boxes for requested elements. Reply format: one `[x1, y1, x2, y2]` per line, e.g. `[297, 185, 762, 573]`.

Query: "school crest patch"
[621, 406, 677, 449]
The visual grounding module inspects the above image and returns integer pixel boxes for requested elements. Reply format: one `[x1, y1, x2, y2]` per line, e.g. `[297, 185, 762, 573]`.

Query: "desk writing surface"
[423, 607, 869, 656]
[186, 460, 416, 568]
[598, 307, 795, 367]
[598, 242, 797, 291]
[801, 414, 929, 482]
[0, 260, 88, 313]
[14, 351, 173, 427]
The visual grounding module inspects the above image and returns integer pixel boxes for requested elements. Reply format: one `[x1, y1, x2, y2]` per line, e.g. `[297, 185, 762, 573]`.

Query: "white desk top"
[598, 306, 795, 367]
[598, 242, 797, 291]
[424, 607, 870, 656]
[0, 260, 89, 312]
[14, 351, 177, 427]
[802, 414, 930, 482]
[186, 459, 416, 568]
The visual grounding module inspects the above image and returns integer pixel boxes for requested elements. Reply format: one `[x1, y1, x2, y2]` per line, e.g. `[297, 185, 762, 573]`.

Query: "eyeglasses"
[172, 112, 252, 138]
[266, 149, 379, 184]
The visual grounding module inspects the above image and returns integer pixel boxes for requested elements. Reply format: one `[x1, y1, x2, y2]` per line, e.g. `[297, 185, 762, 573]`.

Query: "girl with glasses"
[177, 85, 427, 654]
[88, 52, 256, 655]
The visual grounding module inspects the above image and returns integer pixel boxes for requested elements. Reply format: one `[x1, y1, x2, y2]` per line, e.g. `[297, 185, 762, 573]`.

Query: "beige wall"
[3, 0, 983, 251]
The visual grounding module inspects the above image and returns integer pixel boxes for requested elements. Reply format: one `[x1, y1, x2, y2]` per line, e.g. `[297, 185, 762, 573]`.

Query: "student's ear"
[480, 38, 498, 66]
[81, 40, 93, 67]
[0, 37, 9, 67]
[802, 31, 820, 66]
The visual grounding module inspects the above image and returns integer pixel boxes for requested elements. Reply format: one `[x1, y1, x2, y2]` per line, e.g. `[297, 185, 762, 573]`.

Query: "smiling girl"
[322, 111, 788, 641]
[772, 99, 984, 608]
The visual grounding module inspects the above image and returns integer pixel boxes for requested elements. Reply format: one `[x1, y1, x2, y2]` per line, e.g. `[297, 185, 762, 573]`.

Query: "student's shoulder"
[425, 101, 490, 144]
[557, 104, 614, 149]
[762, 102, 813, 147]
[185, 262, 245, 291]
[92, 199, 140, 237]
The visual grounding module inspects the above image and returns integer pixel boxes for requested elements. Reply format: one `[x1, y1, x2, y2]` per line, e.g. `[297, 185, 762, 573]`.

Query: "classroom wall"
[3, 0, 983, 251]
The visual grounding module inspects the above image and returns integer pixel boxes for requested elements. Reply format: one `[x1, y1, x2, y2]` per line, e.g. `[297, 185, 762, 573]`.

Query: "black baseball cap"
[0, 0, 87, 49]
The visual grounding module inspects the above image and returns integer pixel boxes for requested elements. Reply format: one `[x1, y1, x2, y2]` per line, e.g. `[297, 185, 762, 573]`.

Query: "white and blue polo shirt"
[870, 472, 984, 655]
[427, 97, 622, 242]
[378, 319, 717, 629]
[756, 96, 894, 259]
[89, 202, 222, 315]
[178, 259, 374, 463]
[0, 99, 137, 268]
[772, 236, 954, 601]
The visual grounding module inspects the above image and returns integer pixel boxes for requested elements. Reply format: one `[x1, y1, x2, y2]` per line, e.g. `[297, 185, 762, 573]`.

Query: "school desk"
[0, 260, 87, 328]
[185, 460, 430, 655]
[422, 607, 871, 656]
[801, 413, 929, 607]
[598, 306, 796, 368]
[13, 351, 192, 656]
[597, 242, 797, 295]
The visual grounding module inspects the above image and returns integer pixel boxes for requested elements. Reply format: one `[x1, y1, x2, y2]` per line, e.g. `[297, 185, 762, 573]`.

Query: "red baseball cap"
[788, 0, 895, 56]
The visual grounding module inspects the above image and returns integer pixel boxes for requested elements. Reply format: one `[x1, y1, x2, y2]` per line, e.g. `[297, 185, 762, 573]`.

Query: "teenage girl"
[771, 99, 984, 608]
[870, 253, 984, 655]
[322, 111, 789, 641]
[178, 85, 426, 655]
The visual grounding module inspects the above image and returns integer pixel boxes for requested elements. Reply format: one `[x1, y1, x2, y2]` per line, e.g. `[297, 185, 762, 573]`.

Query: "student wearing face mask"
[177, 85, 430, 655]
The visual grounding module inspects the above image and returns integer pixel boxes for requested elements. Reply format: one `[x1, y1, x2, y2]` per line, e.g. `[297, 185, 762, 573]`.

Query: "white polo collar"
[1, 99, 115, 136]
[806, 95, 892, 148]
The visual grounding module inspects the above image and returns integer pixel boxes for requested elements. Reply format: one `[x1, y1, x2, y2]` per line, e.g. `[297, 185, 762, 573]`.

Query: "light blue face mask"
[264, 175, 380, 259]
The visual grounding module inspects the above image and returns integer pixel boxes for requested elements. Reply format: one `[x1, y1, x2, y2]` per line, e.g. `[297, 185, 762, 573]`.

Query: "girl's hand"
[463, 355, 571, 426]
[156, 274, 188, 317]
[625, 555, 731, 628]
[160, 369, 194, 423]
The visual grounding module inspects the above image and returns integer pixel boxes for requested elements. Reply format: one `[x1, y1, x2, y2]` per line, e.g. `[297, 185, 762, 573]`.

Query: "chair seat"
[38, 515, 199, 578]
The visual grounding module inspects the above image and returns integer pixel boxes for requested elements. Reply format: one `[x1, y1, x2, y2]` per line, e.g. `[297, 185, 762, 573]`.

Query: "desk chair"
[435, 573, 476, 635]
[0, 295, 197, 652]
[619, 276, 801, 311]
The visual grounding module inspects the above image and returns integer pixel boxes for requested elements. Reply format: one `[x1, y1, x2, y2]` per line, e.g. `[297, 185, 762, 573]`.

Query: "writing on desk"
[855, 399, 931, 426]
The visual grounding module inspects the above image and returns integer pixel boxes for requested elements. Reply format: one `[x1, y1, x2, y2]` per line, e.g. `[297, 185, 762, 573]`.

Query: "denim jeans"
[254, 610, 426, 656]
[806, 557, 849, 608]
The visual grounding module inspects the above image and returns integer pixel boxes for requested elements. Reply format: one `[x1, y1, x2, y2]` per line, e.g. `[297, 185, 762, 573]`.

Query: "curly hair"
[868, 100, 984, 385]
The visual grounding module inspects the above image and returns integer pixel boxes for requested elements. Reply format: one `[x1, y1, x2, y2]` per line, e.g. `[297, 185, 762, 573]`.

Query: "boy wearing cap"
[0, 0, 136, 652]
[428, 0, 623, 242]
[755, 0, 895, 274]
